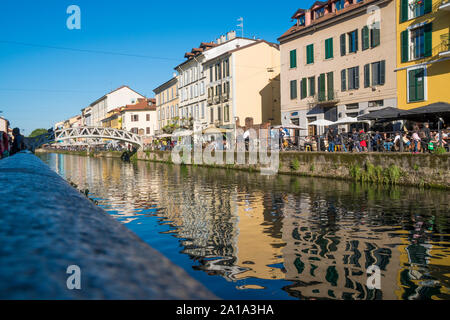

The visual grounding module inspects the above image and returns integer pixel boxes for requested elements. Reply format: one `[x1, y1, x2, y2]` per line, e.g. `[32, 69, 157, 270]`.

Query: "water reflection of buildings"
[44, 154, 450, 300]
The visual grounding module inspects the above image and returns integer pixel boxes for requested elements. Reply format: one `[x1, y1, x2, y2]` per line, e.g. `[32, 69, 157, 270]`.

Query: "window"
[341, 70, 346, 91]
[308, 76, 315, 96]
[370, 22, 380, 48]
[131, 114, 139, 122]
[146, 114, 150, 121]
[327, 72, 334, 100]
[298, 15, 305, 26]
[301, 78, 307, 99]
[290, 49, 297, 68]
[362, 26, 369, 50]
[201, 102, 205, 119]
[210, 66, 213, 81]
[325, 38, 333, 59]
[315, 7, 325, 19]
[290, 80, 298, 100]
[369, 100, 384, 108]
[364, 64, 370, 88]
[146, 127, 150, 135]
[408, 67, 425, 102]
[335, 0, 345, 11]
[411, 27, 425, 60]
[401, 0, 432, 23]
[346, 103, 359, 110]
[210, 108, 214, 123]
[306, 44, 314, 64]
[224, 105, 230, 122]
[347, 66, 360, 90]
[318, 74, 326, 101]
[340, 33, 346, 56]
[371, 60, 385, 86]
[217, 106, 222, 122]
[348, 30, 358, 53]
[224, 59, 230, 77]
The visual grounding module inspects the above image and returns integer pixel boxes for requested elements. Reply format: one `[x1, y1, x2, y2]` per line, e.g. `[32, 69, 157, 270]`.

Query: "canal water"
[38, 153, 450, 300]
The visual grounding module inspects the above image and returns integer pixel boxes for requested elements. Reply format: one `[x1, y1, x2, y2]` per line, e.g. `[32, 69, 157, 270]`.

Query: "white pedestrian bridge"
[25, 127, 143, 150]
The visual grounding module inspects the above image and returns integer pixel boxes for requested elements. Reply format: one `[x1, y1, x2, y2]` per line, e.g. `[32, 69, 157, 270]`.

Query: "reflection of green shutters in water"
[294, 256, 305, 274]
[326, 266, 338, 286]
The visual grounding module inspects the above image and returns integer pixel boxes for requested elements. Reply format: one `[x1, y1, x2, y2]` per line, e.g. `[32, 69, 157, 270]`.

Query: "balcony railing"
[438, 0, 450, 11]
[440, 33, 450, 55]
[307, 91, 339, 109]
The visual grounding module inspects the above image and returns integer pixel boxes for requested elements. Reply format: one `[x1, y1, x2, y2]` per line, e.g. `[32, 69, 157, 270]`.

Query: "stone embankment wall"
[37, 149, 450, 189]
[0, 152, 216, 299]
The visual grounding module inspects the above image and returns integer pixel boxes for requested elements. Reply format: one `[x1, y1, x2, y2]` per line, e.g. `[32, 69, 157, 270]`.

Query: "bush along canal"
[37, 152, 450, 300]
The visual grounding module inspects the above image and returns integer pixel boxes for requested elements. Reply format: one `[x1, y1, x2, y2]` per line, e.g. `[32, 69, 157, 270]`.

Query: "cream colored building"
[153, 76, 179, 132]
[203, 40, 281, 129]
[279, 0, 397, 136]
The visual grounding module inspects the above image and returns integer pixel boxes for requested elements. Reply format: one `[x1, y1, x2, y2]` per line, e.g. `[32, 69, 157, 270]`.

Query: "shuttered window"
[364, 64, 370, 88]
[290, 49, 297, 68]
[371, 61, 385, 86]
[301, 78, 307, 99]
[318, 74, 326, 101]
[348, 67, 359, 90]
[290, 80, 298, 100]
[401, 30, 409, 62]
[362, 26, 369, 50]
[341, 70, 346, 91]
[340, 34, 346, 56]
[327, 72, 334, 101]
[370, 23, 380, 48]
[308, 77, 315, 96]
[424, 23, 432, 57]
[400, 0, 408, 22]
[306, 44, 314, 64]
[408, 68, 425, 102]
[325, 38, 333, 59]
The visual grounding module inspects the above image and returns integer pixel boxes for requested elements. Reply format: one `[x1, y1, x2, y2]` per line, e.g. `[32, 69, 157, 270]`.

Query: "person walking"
[10, 128, 26, 156]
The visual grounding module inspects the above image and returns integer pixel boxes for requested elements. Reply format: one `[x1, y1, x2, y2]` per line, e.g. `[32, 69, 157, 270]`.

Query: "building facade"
[175, 34, 258, 132]
[396, 0, 450, 109]
[89, 86, 145, 127]
[279, 0, 397, 136]
[203, 40, 281, 129]
[153, 76, 179, 132]
[120, 98, 158, 137]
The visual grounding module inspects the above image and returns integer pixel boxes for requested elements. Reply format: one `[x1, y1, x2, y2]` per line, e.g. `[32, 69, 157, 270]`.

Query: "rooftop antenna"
[237, 17, 244, 38]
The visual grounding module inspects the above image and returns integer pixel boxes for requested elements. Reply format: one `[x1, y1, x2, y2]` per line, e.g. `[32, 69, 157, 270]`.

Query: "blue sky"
[0, 0, 302, 134]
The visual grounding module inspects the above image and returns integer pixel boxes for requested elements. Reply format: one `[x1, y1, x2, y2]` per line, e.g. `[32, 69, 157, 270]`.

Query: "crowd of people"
[0, 128, 27, 159]
[282, 123, 449, 153]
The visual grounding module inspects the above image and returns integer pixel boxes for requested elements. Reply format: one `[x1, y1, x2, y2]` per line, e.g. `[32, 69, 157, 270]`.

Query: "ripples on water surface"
[39, 153, 450, 300]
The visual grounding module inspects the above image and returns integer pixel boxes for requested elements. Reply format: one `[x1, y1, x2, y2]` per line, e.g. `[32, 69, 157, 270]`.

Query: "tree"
[28, 128, 48, 138]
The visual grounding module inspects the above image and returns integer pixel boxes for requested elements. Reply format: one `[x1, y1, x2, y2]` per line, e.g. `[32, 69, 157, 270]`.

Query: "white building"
[89, 86, 145, 127]
[120, 98, 158, 138]
[174, 32, 257, 132]
[0, 117, 9, 133]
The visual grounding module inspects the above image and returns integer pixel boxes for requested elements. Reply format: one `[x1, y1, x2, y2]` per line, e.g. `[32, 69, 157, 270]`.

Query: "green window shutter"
[341, 70, 346, 91]
[327, 72, 334, 100]
[424, 23, 432, 57]
[424, 0, 432, 14]
[408, 69, 417, 102]
[325, 38, 333, 59]
[362, 26, 369, 50]
[319, 74, 326, 101]
[340, 34, 346, 56]
[380, 60, 385, 85]
[301, 78, 307, 99]
[401, 30, 409, 62]
[290, 50, 297, 68]
[290, 80, 297, 99]
[309, 77, 316, 96]
[307, 44, 314, 64]
[416, 69, 425, 101]
[400, 0, 408, 23]
[355, 29, 359, 51]
[364, 64, 370, 88]
[371, 25, 380, 48]
[355, 66, 360, 89]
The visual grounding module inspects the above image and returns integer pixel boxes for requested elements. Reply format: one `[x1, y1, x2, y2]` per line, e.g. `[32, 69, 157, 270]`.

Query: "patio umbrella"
[272, 124, 307, 130]
[202, 126, 230, 134]
[309, 119, 334, 126]
[357, 107, 404, 122]
[157, 134, 172, 138]
[334, 117, 369, 125]
[399, 102, 450, 122]
[172, 130, 193, 137]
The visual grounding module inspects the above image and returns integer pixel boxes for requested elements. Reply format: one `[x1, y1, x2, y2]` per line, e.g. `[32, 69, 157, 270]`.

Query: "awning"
[358, 107, 405, 122]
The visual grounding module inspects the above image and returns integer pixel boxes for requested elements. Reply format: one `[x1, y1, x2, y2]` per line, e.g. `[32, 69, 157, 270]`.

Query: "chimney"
[220, 35, 226, 43]
[227, 31, 236, 40]
[216, 38, 221, 44]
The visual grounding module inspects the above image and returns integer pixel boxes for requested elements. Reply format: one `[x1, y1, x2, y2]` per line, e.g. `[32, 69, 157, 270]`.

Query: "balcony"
[307, 91, 339, 109]
[207, 97, 213, 105]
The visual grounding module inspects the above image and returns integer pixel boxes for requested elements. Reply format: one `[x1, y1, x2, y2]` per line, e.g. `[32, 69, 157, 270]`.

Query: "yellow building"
[397, 0, 450, 109]
[101, 107, 122, 129]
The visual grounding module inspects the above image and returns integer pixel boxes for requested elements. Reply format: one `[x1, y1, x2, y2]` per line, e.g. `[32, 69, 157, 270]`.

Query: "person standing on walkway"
[10, 128, 26, 156]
